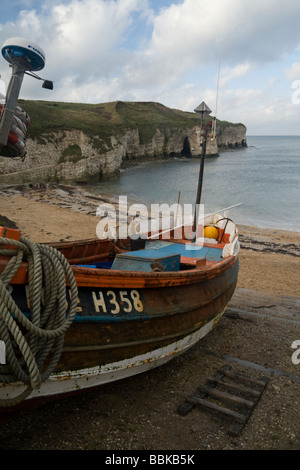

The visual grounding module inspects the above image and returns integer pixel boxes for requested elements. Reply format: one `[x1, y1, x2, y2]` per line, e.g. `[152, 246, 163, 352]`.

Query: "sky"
[0, 0, 300, 135]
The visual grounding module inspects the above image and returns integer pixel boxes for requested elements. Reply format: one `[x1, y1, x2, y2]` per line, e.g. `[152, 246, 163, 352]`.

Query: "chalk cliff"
[0, 101, 247, 185]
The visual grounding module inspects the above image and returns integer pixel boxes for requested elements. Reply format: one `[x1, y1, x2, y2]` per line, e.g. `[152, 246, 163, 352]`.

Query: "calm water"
[85, 136, 300, 232]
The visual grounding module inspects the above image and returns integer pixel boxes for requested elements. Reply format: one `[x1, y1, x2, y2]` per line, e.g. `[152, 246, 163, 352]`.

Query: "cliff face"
[0, 101, 247, 185]
[216, 123, 247, 150]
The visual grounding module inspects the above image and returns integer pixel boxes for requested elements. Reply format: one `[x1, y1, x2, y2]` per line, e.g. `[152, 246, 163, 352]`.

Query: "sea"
[85, 136, 300, 233]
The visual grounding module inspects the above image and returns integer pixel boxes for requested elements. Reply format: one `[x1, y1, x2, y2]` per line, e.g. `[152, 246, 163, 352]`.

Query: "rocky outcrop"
[0, 115, 247, 185]
[216, 123, 247, 150]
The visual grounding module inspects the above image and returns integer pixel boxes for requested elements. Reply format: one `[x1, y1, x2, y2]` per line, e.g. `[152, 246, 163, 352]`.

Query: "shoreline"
[0, 183, 299, 297]
[0, 182, 299, 234]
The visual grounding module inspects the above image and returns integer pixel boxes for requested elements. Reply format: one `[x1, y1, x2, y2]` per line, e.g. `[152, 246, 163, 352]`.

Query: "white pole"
[0, 62, 25, 146]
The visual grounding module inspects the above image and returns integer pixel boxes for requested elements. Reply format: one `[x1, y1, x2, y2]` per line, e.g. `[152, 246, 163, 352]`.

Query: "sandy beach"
[0, 183, 299, 297]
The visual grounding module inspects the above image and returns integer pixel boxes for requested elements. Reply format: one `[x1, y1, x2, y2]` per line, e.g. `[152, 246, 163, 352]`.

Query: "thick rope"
[0, 236, 78, 407]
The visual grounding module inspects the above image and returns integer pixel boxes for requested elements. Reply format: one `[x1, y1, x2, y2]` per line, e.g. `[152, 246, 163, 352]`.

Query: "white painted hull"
[0, 310, 224, 406]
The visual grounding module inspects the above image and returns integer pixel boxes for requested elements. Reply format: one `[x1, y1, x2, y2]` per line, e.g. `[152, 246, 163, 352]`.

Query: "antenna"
[214, 60, 221, 138]
[0, 37, 53, 148]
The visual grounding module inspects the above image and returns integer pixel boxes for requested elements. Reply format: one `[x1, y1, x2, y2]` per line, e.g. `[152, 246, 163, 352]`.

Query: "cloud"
[23, 0, 148, 75]
[143, 0, 300, 69]
[0, 0, 151, 96]
[0, 0, 300, 134]
[285, 62, 300, 82]
[219, 63, 254, 88]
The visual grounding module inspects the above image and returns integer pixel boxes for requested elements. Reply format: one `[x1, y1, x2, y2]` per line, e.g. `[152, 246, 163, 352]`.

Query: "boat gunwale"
[0, 253, 237, 287]
[71, 255, 238, 288]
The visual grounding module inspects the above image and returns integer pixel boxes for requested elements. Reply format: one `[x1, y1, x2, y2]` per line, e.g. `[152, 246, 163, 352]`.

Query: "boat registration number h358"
[91, 289, 144, 315]
[7, 285, 145, 319]
[72, 288, 145, 318]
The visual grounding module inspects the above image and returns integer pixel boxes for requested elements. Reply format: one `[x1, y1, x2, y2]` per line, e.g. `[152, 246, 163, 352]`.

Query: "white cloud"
[219, 63, 254, 88]
[144, 0, 300, 67]
[285, 62, 300, 82]
[18, 9, 42, 36]
[0, 0, 300, 134]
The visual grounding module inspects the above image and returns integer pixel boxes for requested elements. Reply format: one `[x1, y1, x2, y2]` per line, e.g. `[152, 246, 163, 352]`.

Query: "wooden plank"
[177, 365, 231, 416]
[186, 396, 246, 423]
[177, 401, 195, 416]
[197, 384, 254, 408]
[208, 377, 261, 397]
[178, 363, 270, 435]
[229, 421, 246, 436]
[223, 369, 268, 387]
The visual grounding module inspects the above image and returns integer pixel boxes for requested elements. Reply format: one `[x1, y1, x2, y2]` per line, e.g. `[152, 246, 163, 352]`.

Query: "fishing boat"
[0, 214, 239, 411]
[0, 38, 240, 412]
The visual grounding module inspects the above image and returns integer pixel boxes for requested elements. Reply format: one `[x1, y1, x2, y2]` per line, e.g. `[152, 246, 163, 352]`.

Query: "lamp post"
[192, 101, 212, 242]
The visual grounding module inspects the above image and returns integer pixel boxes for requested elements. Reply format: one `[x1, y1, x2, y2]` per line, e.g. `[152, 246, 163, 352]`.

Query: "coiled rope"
[0, 236, 78, 407]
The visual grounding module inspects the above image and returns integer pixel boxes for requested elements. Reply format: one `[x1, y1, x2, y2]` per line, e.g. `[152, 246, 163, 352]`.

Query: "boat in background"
[0, 213, 239, 412]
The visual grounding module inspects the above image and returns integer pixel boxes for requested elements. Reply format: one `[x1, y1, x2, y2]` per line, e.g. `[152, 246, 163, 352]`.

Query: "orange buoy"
[203, 226, 218, 240]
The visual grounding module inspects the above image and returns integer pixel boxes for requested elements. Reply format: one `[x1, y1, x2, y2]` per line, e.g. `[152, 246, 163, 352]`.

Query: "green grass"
[19, 99, 243, 146]
[20, 100, 124, 144]
[17, 99, 246, 156]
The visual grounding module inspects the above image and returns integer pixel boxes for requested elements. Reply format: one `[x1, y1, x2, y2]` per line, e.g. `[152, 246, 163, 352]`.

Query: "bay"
[85, 136, 300, 232]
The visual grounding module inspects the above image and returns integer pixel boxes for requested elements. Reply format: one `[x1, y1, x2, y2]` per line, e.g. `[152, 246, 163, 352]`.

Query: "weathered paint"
[0, 307, 227, 404]
[0, 219, 240, 409]
[111, 250, 181, 272]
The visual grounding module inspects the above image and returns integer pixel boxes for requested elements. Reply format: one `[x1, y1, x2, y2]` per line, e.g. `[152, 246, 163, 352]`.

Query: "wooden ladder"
[177, 364, 269, 436]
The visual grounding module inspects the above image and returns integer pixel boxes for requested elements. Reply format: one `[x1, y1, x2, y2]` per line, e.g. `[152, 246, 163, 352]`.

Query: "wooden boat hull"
[0, 256, 238, 408]
[2, 306, 229, 407]
[0, 220, 239, 410]
[61, 257, 238, 370]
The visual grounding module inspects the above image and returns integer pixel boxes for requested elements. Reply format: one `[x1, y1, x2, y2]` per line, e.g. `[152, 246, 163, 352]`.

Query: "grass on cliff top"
[19, 99, 244, 144]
